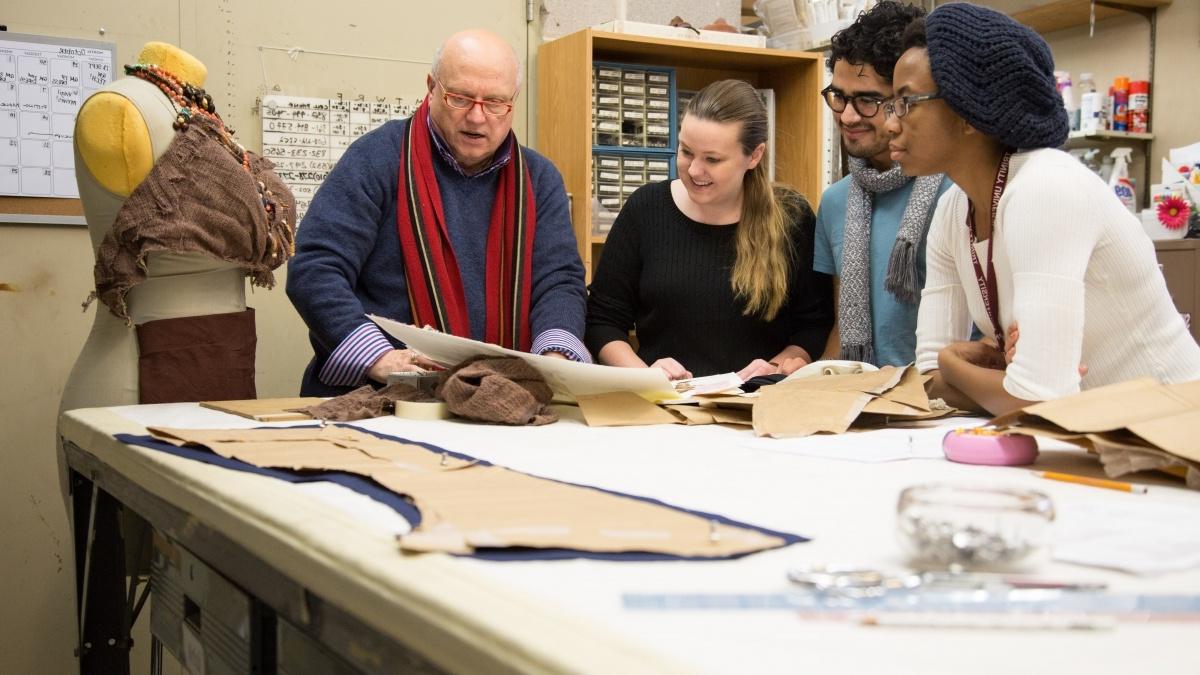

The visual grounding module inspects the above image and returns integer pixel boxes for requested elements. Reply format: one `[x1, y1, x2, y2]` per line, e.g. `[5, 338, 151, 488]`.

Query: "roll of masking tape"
[393, 400, 453, 420]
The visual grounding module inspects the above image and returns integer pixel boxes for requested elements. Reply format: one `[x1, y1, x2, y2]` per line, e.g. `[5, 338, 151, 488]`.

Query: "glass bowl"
[896, 484, 1055, 570]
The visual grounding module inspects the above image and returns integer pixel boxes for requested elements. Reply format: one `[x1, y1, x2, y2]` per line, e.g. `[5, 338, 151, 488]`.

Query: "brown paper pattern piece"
[146, 426, 786, 557]
[576, 391, 680, 427]
[752, 389, 874, 438]
[200, 398, 321, 421]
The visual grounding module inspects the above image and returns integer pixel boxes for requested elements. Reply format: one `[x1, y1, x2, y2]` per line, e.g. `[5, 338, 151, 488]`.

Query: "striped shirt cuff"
[532, 328, 592, 364]
[318, 323, 395, 387]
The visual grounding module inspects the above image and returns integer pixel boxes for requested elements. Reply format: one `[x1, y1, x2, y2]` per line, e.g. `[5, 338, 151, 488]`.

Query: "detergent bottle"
[1108, 147, 1137, 213]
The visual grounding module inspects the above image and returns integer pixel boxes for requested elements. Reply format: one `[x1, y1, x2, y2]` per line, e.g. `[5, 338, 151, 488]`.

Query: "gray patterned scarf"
[840, 157, 944, 363]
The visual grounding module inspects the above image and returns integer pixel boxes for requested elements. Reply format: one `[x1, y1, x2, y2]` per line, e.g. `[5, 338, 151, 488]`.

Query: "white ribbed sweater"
[915, 148, 1200, 401]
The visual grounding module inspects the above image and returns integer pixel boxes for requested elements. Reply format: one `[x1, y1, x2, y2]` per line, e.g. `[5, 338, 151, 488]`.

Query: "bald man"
[288, 30, 589, 396]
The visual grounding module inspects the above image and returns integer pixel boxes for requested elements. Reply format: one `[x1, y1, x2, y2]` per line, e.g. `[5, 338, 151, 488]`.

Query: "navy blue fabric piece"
[117, 424, 807, 561]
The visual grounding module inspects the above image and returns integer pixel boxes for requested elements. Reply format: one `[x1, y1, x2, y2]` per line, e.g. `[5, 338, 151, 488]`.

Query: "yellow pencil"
[1032, 470, 1148, 494]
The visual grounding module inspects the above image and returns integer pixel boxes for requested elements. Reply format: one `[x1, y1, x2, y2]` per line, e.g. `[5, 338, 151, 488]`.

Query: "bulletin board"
[0, 32, 115, 224]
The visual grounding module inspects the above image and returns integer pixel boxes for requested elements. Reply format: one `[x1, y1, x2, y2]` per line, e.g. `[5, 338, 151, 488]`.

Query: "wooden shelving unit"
[537, 29, 824, 280]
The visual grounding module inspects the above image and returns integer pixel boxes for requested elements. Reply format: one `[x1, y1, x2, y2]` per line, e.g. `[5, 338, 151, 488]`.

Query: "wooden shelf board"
[1012, 0, 1172, 34]
[590, 31, 819, 70]
[1067, 130, 1155, 141]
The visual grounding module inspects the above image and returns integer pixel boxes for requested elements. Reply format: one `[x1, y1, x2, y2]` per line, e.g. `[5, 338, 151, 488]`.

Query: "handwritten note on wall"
[0, 35, 114, 198]
[260, 93, 424, 221]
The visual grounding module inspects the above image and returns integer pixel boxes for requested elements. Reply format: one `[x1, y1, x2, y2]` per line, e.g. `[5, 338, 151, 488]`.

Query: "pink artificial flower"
[1158, 195, 1191, 230]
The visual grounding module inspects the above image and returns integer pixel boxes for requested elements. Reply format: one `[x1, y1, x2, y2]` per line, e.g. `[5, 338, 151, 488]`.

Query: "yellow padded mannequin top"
[76, 42, 208, 196]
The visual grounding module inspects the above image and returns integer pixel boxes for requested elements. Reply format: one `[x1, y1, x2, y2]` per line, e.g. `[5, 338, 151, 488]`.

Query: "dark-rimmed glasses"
[434, 77, 515, 116]
[884, 93, 942, 119]
[820, 85, 887, 118]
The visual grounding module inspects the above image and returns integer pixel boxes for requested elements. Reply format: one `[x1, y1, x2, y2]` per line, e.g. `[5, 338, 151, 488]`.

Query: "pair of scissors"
[786, 565, 922, 598]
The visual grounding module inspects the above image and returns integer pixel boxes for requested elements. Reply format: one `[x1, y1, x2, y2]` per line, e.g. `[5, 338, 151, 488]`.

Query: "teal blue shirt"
[814, 175, 953, 367]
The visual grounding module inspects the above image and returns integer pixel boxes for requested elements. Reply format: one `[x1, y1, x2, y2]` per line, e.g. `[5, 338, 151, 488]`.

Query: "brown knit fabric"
[136, 309, 257, 404]
[298, 382, 437, 422]
[435, 356, 558, 425]
[94, 114, 296, 321]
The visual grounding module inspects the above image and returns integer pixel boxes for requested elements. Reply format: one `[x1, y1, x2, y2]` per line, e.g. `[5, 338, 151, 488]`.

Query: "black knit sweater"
[585, 180, 833, 377]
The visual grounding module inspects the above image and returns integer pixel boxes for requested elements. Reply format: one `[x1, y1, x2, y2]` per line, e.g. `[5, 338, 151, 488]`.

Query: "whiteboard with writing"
[0, 33, 114, 199]
[261, 93, 424, 222]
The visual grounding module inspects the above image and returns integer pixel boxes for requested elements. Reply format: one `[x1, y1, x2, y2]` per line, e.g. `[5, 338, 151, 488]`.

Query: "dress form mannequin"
[59, 43, 288, 671]
[60, 42, 246, 418]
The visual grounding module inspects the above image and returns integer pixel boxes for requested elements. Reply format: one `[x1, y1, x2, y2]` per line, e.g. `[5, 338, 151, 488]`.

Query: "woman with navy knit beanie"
[884, 2, 1200, 415]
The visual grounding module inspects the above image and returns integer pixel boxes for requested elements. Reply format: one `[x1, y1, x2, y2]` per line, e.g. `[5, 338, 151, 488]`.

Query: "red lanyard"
[966, 151, 1012, 352]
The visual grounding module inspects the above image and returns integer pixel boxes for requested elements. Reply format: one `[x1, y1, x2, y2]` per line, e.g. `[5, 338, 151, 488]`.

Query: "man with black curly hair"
[809, 1, 953, 368]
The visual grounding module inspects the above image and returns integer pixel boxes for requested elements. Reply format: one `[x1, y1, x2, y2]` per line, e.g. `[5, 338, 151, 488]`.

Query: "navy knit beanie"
[925, 2, 1068, 150]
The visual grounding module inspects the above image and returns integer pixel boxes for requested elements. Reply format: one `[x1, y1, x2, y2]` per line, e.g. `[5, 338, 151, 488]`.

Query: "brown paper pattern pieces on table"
[146, 425, 786, 556]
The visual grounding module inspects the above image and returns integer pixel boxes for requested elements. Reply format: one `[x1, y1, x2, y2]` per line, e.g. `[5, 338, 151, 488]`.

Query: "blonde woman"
[585, 79, 833, 380]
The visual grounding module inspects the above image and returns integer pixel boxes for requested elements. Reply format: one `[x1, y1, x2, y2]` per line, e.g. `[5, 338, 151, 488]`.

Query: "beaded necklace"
[124, 63, 291, 260]
[125, 64, 250, 170]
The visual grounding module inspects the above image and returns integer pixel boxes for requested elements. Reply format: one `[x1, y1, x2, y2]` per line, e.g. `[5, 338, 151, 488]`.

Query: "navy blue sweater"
[286, 119, 587, 396]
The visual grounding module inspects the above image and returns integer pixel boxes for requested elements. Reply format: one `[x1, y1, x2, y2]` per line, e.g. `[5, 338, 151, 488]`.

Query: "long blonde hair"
[685, 79, 800, 321]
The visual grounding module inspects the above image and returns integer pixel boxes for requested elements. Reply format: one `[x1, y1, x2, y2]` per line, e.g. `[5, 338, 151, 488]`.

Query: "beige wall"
[0, 1, 527, 673]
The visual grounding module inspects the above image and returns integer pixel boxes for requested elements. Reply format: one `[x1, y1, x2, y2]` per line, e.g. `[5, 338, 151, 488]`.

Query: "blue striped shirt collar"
[426, 109, 512, 178]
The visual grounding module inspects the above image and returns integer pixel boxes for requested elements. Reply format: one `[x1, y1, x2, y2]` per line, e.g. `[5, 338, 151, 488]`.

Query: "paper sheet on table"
[369, 315, 679, 403]
[739, 417, 980, 462]
[293, 482, 413, 536]
[1053, 499, 1200, 575]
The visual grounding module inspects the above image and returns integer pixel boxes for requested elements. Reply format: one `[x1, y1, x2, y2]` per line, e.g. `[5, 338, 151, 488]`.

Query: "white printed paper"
[261, 93, 423, 221]
[369, 315, 681, 403]
[0, 34, 113, 198]
[1053, 499, 1200, 575]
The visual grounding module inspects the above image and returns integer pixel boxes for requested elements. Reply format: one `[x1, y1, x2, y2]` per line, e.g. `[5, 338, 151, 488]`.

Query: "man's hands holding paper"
[367, 348, 444, 383]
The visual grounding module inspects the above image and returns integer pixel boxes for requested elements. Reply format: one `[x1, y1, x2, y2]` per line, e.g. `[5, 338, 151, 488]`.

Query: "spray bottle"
[1108, 147, 1137, 212]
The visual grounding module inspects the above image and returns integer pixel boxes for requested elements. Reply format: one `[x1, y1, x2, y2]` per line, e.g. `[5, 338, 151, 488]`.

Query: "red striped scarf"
[396, 98, 536, 350]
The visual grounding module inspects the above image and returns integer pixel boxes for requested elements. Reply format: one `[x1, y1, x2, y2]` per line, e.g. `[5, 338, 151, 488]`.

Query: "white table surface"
[60, 403, 1200, 675]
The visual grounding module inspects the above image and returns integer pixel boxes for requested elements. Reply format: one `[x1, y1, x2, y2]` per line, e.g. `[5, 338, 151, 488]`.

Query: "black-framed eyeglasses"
[433, 77, 514, 116]
[884, 93, 942, 119]
[820, 85, 887, 118]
